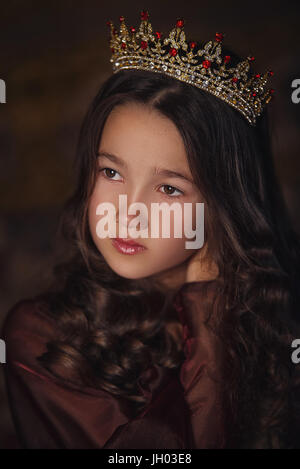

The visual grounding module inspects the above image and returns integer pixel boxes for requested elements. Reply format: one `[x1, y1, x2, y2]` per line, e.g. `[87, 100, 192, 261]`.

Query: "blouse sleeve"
[173, 280, 226, 448]
[103, 280, 227, 449]
[1, 298, 130, 449]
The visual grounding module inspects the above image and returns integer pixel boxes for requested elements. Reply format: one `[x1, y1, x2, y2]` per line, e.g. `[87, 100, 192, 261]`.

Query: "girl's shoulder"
[2, 295, 56, 340]
[1, 295, 57, 372]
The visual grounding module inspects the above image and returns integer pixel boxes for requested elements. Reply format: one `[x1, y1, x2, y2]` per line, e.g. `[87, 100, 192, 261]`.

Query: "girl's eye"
[99, 168, 183, 198]
[160, 184, 183, 198]
[99, 167, 122, 181]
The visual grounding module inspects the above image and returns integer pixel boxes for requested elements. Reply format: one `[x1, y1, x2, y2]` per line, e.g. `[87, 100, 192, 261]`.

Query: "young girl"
[3, 12, 300, 449]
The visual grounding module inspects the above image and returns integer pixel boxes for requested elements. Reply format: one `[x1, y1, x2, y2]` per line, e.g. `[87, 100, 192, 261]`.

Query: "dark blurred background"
[0, 0, 299, 449]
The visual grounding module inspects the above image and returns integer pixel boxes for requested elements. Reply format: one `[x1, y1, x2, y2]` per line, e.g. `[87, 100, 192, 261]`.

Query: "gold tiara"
[106, 10, 275, 126]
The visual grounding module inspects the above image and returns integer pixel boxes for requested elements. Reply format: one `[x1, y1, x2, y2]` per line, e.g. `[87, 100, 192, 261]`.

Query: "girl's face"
[88, 102, 204, 290]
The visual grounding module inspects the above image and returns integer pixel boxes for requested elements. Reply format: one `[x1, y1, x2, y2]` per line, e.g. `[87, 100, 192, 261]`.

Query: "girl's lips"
[115, 237, 145, 248]
[112, 238, 147, 255]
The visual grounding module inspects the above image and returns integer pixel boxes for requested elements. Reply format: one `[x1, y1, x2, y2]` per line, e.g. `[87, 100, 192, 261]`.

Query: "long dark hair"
[36, 67, 300, 448]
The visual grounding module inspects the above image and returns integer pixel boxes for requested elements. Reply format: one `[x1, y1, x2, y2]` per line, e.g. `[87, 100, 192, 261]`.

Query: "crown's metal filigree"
[106, 10, 275, 126]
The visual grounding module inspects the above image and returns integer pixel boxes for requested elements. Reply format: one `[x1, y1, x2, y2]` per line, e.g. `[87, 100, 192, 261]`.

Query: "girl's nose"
[116, 199, 149, 237]
[118, 212, 138, 230]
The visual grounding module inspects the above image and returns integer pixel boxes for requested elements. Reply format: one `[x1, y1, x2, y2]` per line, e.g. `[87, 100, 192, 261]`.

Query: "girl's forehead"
[100, 104, 190, 171]
[105, 102, 178, 135]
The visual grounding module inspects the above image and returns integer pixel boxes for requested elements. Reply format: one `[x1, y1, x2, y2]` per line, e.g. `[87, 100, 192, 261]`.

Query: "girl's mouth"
[112, 237, 147, 255]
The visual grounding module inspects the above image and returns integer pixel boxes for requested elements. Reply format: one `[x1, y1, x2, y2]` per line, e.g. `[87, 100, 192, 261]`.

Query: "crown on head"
[106, 10, 275, 126]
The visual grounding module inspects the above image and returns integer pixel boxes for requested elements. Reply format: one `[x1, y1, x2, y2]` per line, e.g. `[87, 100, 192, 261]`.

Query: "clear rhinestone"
[190, 75, 196, 82]
[115, 61, 120, 67]
[138, 59, 143, 65]
[216, 76, 221, 81]
[155, 54, 160, 59]
[186, 63, 191, 69]
[150, 62, 155, 69]
[216, 86, 222, 92]
[202, 80, 209, 88]
[176, 69, 181, 76]
[162, 65, 168, 72]
[129, 60, 133, 64]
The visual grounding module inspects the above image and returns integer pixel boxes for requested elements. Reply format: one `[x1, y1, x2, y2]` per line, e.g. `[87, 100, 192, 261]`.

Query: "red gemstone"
[224, 55, 231, 64]
[155, 31, 162, 39]
[176, 19, 184, 28]
[190, 41, 196, 49]
[141, 40, 148, 50]
[215, 32, 224, 42]
[202, 60, 211, 69]
[111, 47, 115, 53]
[255, 73, 261, 78]
[252, 92, 257, 97]
[270, 89, 275, 94]
[141, 10, 149, 21]
[121, 42, 126, 50]
[232, 77, 238, 83]
[169, 47, 177, 57]
[130, 26, 136, 33]
[268, 70, 274, 76]
[248, 56, 255, 62]
[119, 16, 125, 22]
[106, 20, 112, 27]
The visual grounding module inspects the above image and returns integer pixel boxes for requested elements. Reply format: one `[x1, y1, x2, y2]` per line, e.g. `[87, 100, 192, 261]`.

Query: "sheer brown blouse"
[1, 280, 226, 449]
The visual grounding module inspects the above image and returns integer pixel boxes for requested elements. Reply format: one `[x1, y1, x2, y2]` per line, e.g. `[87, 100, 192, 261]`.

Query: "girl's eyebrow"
[97, 151, 194, 184]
